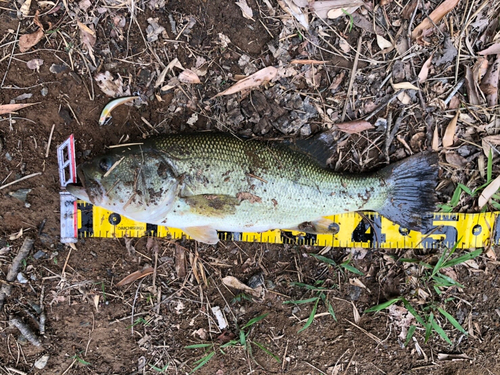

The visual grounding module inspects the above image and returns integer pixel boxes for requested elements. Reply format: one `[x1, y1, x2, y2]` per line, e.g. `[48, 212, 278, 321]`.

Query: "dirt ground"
[1, 0, 500, 374]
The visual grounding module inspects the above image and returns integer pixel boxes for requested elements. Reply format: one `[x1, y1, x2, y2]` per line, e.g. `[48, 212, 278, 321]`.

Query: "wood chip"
[411, 0, 460, 39]
[222, 275, 260, 297]
[442, 111, 459, 148]
[0, 102, 39, 115]
[418, 54, 433, 82]
[213, 66, 277, 97]
[479, 175, 500, 209]
[116, 267, 154, 287]
[335, 120, 374, 134]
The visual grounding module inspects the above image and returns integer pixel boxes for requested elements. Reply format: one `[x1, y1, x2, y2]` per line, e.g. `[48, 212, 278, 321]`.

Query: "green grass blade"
[241, 313, 269, 329]
[239, 329, 246, 347]
[432, 273, 464, 288]
[290, 281, 328, 290]
[457, 183, 474, 196]
[298, 298, 319, 333]
[431, 317, 452, 345]
[283, 297, 320, 305]
[190, 351, 215, 373]
[185, 344, 212, 349]
[450, 186, 463, 206]
[488, 150, 493, 183]
[310, 253, 337, 266]
[220, 340, 238, 348]
[437, 307, 467, 334]
[439, 204, 453, 213]
[399, 258, 419, 264]
[405, 325, 416, 347]
[341, 262, 364, 276]
[326, 300, 337, 321]
[442, 249, 481, 268]
[401, 298, 425, 326]
[341, 8, 354, 32]
[253, 341, 282, 363]
[424, 313, 434, 343]
[364, 297, 401, 313]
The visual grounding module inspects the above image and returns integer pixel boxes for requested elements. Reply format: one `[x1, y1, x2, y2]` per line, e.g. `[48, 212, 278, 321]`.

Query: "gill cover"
[68, 147, 180, 224]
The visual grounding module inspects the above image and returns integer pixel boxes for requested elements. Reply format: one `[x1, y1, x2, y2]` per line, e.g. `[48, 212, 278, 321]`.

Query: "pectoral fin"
[184, 226, 219, 244]
[288, 217, 334, 234]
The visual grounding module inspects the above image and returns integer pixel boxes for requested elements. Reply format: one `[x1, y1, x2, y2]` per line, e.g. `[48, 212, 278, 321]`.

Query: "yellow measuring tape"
[75, 201, 499, 249]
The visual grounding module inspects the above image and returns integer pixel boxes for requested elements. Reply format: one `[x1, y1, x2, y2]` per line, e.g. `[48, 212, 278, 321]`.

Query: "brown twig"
[341, 36, 363, 122]
[0, 237, 35, 310]
[9, 316, 42, 347]
[0, 173, 42, 190]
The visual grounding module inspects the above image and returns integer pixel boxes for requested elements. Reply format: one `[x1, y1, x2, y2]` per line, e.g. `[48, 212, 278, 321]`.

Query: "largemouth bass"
[66, 133, 438, 244]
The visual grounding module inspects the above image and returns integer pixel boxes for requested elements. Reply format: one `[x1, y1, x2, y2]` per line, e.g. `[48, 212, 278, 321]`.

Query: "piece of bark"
[0, 237, 35, 310]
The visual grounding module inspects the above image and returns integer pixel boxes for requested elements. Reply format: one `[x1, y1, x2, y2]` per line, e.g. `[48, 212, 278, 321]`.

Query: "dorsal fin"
[283, 130, 337, 168]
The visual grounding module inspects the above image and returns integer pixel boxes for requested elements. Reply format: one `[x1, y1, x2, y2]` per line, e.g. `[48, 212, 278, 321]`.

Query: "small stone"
[265, 280, 276, 290]
[41, 87, 48, 96]
[34, 354, 50, 369]
[5, 152, 12, 161]
[33, 250, 48, 260]
[247, 273, 264, 289]
[17, 272, 28, 284]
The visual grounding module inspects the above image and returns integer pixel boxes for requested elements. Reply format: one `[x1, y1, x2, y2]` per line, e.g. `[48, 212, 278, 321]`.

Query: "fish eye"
[99, 158, 113, 173]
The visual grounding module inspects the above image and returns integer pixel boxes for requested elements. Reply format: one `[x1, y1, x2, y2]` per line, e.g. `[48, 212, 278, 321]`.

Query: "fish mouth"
[66, 167, 92, 203]
[66, 183, 90, 201]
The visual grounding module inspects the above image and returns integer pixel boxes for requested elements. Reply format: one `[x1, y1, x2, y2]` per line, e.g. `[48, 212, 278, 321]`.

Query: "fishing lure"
[98, 96, 139, 125]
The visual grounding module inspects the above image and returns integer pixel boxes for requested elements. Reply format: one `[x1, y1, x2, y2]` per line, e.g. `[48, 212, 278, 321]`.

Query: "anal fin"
[184, 226, 219, 244]
[288, 217, 334, 234]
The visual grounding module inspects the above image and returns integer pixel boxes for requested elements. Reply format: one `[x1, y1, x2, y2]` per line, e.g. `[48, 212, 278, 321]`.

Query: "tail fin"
[377, 152, 438, 233]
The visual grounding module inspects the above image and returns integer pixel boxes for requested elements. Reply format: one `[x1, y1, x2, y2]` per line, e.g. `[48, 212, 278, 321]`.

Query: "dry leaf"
[235, 0, 254, 20]
[411, 0, 460, 39]
[327, 6, 359, 19]
[482, 135, 500, 157]
[376, 35, 393, 49]
[19, 29, 44, 52]
[465, 66, 481, 105]
[432, 125, 440, 151]
[93, 294, 100, 311]
[95, 71, 130, 97]
[443, 111, 459, 148]
[155, 57, 184, 88]
[175, 244, 187, 278]
[214, 66, 277, 97]
[277, 0, 309, 30]
[445, 151, 467, 168]
[178, 69, 201, 84]
[9, 228, 23, 241]
[478, 43, 500, 56]
[20, 0, 32, 17]
[309, 0, 362, 19]
[222, 276, 260, 297]
[392, 81, 420, 90]
[397, 91, 411, 104]
[352, 301, 361, 324]
[79, 0, 92, 11]
[26, 58, 44, 71]
[0, 102, 39, 115]
[418, 54, 433, 82]
[473, 57, 488, 82]
[335, 120, 374, 134]
[116, 267, 154, 287]
[339, 37, 351, 53]
[479, 175, 500, 209]
[290, 59, 328, 64]
[480, 54, 500, 107]
[77, 21, 96, 65]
